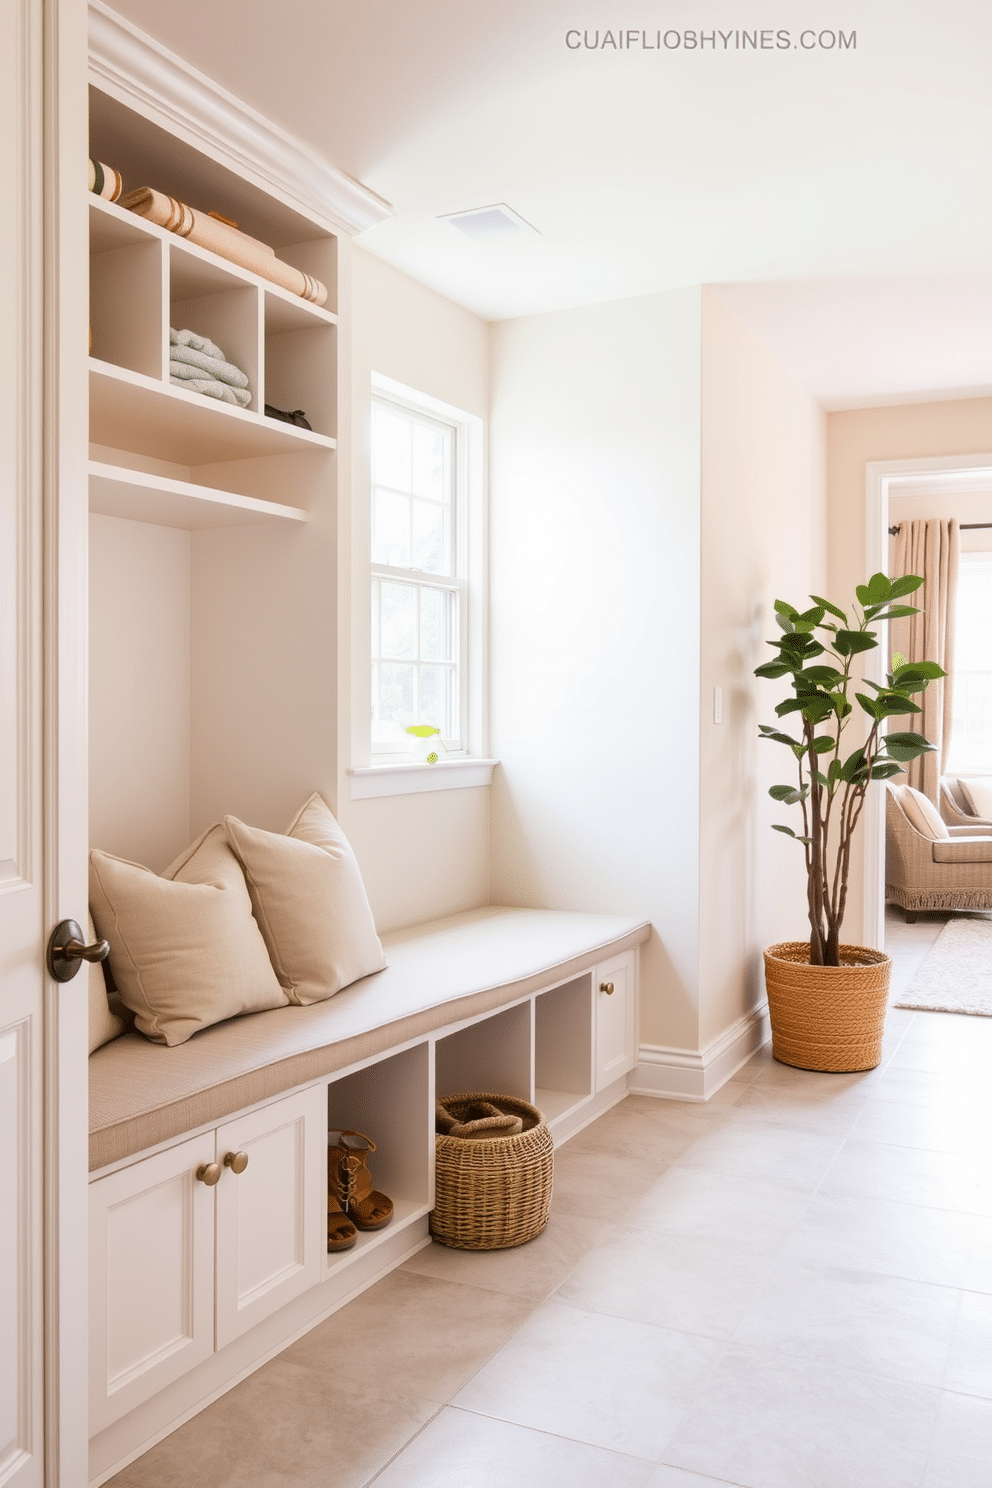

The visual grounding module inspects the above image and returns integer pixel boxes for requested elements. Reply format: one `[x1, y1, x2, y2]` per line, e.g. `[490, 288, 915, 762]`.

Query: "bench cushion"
[89, 905, 649, 1171]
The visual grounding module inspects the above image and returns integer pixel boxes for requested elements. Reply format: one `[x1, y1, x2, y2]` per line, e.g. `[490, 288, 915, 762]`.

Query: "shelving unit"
[86, 82, 342, 875]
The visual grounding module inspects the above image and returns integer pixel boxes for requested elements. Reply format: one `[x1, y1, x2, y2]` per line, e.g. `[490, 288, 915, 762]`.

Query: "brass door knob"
[224, 1150, 249, 1174]
[196, 1162, 222, 1186]
[600, 981, 615, 996]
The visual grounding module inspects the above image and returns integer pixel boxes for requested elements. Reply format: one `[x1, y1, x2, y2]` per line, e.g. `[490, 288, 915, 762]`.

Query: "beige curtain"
[889, 518, 959, 801]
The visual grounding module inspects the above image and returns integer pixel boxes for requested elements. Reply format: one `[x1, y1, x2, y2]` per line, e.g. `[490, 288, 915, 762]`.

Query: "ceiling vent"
[440, 204, 537, 240]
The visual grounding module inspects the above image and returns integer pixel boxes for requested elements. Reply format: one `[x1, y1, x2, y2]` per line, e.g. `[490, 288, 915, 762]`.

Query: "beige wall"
[342, 246, 491, 932]
[489, 289, 703, 1050]
[827, 395, 992, 942]
[698, 291, 826, 1049]
[89, 514, 191, 872]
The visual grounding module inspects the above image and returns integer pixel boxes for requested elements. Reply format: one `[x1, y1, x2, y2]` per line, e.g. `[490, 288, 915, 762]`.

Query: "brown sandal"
[328, 1130, 393, 1231]
[327, 1194, 358, 1253]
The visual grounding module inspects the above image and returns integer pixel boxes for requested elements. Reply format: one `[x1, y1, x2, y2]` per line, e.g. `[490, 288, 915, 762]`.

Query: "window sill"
[348, 758, 498, 799]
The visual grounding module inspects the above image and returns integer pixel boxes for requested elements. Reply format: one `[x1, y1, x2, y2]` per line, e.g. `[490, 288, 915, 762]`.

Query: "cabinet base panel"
[88, 1218, 431, 1486]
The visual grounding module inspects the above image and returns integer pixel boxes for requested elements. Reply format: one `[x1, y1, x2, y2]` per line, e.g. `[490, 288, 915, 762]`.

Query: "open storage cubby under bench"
[88, 907, 648, 1485]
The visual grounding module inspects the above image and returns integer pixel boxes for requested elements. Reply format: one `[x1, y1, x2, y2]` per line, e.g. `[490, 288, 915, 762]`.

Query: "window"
[947, 552, 992, 774]
[370, 388, 469, 756]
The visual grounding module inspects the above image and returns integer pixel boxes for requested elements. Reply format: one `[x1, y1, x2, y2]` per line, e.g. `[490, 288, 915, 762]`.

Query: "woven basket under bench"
[430, 1093, 553, 1250]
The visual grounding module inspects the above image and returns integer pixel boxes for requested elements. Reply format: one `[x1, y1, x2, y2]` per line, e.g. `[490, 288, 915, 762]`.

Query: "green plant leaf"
[883, 731, 936, 761]
[888, 574, 924, 598]
[855, 693, 882, 719]
[828, 760, 844, 784]
[754, 661, 791, 680]
[758, 726, 802, 747]
[891, 660, 946, 683]
[811, 735, 835, 754]
[868, 605, 920, 621]
[876, 694, 922, 716]
[769, 784, 803, 803]
[772, 823, 812, 843]
[809, 595, 848, 622]
[803, 666, 846, 687]
[870, 761, 905, 779]
[841, 749, 867, 782]
[774, 599, 799, 619]
[834, 630, 878, 656]
[866, 572, 892, 603]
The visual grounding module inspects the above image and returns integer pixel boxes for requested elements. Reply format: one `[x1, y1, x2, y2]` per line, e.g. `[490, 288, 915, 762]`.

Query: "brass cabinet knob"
[224, 1150, 249, 1175]
[196, 1162, 222, 1186]
[600, 981, 615, 996]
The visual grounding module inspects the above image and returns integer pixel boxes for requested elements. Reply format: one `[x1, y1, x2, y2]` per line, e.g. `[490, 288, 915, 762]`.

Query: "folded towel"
[170, 341, 250, 389]
[169, 372, 251, 408]
[89, 159, 123, 201]
[170, 327, 228, 359]
[122, 187, 328, 306]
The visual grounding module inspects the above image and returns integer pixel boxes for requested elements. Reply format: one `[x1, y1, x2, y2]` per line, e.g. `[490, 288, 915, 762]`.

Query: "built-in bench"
[88, 903, 649, 1485]
[90, 905, 650, 1170]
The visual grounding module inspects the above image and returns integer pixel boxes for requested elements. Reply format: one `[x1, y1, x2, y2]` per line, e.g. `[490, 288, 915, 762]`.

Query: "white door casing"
[0, 1, 88, 1486]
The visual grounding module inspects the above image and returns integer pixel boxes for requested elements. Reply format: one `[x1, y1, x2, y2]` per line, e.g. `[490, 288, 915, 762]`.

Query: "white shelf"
[322, 1199, 431, 1279]
[89, 360, 336, 464]
[90, 195, 338, 329]
[536, 1087, 590, 1124]
[88, 460, 308, 530]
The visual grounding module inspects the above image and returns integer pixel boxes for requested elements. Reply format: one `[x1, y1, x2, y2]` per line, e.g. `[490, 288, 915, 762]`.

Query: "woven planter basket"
[430, 1093, 553, 1251]
[763, 942, 892, 1072]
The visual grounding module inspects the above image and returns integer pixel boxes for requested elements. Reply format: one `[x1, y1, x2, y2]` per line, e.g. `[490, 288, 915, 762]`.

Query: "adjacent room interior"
[41, 4, 992, 1486]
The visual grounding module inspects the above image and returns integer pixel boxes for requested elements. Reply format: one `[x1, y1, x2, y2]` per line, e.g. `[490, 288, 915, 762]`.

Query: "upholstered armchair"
[940, 775, 992, 829]
[886, 783, 992, 921]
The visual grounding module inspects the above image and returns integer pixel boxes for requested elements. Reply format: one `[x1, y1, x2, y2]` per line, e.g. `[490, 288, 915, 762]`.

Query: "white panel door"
[595, 951, 637, 1091]
[89, 1137, 216, 1434]
[214, 1086, 325, 1350]
[0, 2, 88, 1486]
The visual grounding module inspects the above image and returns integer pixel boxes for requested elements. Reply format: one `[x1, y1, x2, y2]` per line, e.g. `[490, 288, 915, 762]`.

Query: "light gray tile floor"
[109, 909, 992, 1488]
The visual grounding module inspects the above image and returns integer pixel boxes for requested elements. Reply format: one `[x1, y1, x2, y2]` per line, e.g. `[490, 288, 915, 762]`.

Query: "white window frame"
[352, 373, 490, 794]
[946, 549, 992, 777]
[370, 392, 467, 756]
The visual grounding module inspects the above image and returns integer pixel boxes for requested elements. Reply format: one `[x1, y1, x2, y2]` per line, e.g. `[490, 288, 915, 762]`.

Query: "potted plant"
[755, 572, 944, 1071]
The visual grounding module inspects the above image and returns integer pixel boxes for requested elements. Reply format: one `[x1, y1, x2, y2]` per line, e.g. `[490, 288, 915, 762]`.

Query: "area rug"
[896, 915, 992, 1016]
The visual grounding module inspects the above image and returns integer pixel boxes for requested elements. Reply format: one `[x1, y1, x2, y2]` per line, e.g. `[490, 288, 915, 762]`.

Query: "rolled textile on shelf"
[168, 371, 251, 408]
[170, 342, 251, 390]
[89, 158, 123, 201]
[120, 187, 328, 306]
[168, 327, 252, 409]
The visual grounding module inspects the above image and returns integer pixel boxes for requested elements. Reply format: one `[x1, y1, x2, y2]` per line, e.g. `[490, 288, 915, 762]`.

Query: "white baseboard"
[629, 1003, 770, 1102]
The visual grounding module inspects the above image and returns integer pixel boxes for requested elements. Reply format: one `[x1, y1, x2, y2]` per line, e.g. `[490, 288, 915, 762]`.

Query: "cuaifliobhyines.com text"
[565, 28, 856, 51]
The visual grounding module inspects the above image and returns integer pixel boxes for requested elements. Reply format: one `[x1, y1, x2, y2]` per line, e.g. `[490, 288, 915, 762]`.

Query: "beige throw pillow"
[89, 824, 288, 1046]
[224, 793, 386, 1005]
[959, 777, 992, 820]
[87, 910, 128, 1054]
[899, 785, 949, 840]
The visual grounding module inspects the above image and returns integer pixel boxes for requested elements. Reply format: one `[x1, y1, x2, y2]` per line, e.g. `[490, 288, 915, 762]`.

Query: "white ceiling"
[107, 1, 992, 407]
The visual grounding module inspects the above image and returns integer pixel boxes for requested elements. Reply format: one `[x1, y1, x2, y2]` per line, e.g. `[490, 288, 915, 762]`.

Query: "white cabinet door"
[595, 951, 637, 1091]
[214, 1086, 325, 1350]
[89, 1135, 216, 1433]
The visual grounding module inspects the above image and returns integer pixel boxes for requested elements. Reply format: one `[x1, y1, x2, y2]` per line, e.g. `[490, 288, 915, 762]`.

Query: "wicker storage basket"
[763, 942, 892, 1072]
[430, 1093, 553, 1250]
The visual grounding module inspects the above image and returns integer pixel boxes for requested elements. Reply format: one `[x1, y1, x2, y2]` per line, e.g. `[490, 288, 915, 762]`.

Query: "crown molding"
[88, 2, 392, 235]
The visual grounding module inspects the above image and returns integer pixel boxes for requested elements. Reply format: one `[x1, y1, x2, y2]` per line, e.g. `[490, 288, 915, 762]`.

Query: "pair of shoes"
[264, 403, 312, 429]
[435, 1099, 523, 1140]
[328, 1130, 393, 1236]
[327, 1194, 357, 1252]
